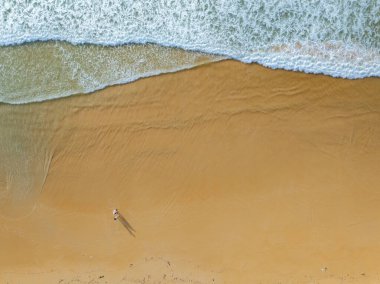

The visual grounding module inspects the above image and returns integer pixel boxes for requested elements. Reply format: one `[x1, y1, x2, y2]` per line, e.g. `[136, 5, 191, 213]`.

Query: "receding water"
[0, 42, 220, 104]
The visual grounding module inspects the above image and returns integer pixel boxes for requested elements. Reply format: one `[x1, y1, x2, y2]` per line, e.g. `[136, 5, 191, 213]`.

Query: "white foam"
[0, 0, 379, 98]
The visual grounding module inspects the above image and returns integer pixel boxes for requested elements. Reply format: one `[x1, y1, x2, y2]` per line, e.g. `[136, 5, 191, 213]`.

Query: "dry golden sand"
[0, 61, 380, 283]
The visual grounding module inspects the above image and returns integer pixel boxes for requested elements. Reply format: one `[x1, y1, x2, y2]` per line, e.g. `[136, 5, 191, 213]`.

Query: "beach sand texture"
[0, 61, 380, 283]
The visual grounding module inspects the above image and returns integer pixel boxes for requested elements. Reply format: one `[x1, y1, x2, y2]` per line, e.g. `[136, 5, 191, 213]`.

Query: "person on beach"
[113, 209, 119, 221]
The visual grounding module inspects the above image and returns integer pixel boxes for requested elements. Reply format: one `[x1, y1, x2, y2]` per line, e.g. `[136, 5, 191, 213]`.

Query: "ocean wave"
[0, 0, 379, 103]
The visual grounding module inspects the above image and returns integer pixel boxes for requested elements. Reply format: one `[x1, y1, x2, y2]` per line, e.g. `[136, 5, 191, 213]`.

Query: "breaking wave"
[0, 0, 379, 103]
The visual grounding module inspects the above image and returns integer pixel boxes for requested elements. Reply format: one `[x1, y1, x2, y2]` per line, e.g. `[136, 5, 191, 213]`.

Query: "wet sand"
[0, 61, 380, 283]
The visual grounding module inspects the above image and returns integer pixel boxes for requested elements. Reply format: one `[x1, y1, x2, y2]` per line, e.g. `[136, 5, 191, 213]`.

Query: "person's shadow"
[118, 213, 136, 237]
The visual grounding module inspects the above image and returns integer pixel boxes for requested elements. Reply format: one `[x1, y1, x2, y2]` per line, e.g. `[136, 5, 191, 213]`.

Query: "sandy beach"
[0, 61, 380, 283]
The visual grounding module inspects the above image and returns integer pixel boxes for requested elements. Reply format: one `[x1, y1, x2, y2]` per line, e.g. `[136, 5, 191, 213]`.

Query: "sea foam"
[0, 0, 379, 103]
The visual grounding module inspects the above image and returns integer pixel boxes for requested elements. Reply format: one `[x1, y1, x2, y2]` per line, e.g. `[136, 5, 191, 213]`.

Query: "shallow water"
[0, 42, 220, 104]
